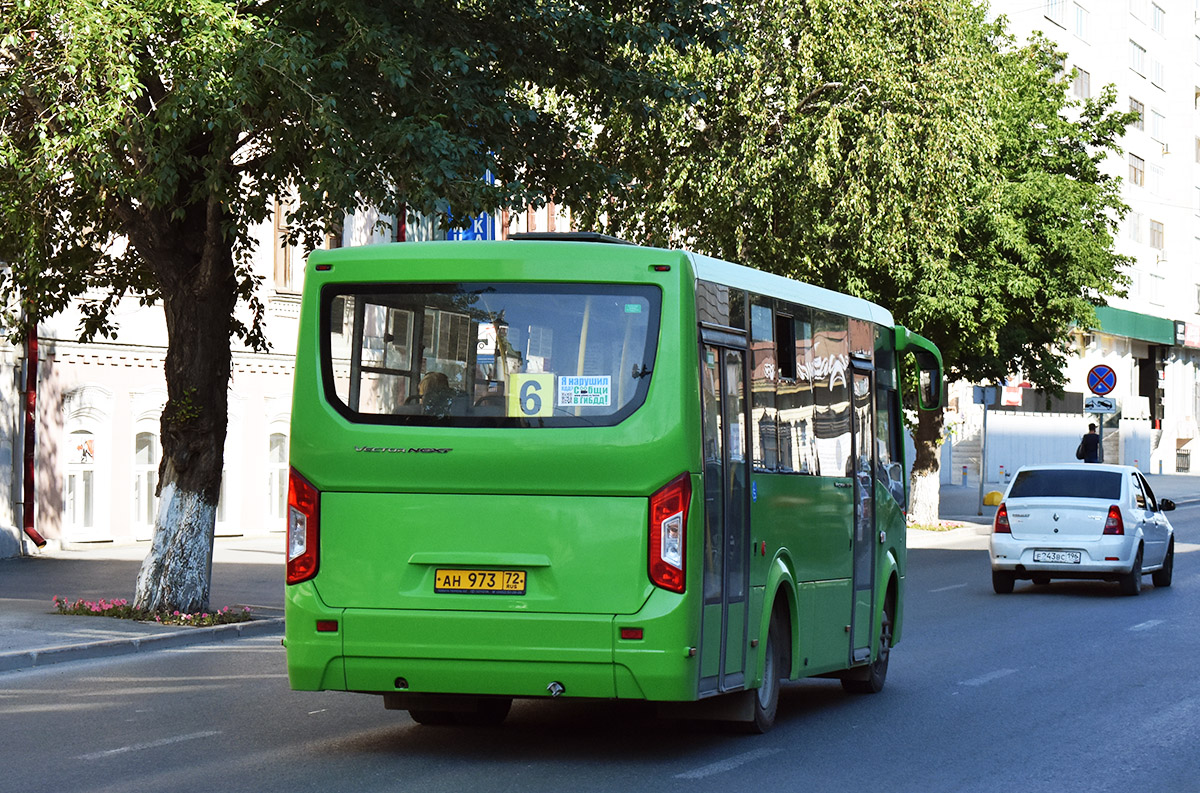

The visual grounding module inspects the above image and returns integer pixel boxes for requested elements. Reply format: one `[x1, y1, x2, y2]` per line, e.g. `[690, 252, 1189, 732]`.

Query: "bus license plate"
[1033, 550, 1081, 564]
[435, 569, 526, 595]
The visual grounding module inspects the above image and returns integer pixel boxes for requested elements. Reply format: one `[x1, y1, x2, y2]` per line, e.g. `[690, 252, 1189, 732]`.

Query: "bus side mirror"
[918, 367, 941, 411]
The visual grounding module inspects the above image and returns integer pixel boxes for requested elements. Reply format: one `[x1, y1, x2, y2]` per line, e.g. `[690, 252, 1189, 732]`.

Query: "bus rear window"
[321, 283, 661, 427]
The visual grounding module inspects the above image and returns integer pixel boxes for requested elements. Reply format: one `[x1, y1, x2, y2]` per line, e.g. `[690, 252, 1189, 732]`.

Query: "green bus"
[284, 234, 943, 732]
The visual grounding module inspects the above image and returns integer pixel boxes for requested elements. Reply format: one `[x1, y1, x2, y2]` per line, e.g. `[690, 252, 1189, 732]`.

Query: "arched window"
[268, 432, 288, 526]
[64, 430, 96, 530]
[133, 431, 160, 533]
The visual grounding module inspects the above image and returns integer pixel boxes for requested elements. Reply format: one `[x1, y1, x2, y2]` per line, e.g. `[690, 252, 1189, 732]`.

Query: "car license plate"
[434, 569, 526, 595]
[1033, 550, 1081, 564]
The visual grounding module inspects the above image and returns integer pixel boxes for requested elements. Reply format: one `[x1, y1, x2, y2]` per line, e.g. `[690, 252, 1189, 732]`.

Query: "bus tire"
[841, 599, 892, 695]
[747, 610, 785, 734]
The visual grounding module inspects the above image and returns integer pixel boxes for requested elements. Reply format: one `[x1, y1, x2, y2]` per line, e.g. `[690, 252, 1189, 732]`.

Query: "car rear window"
[1007, 469, 1122, 500]
[321, 282, 661, 427]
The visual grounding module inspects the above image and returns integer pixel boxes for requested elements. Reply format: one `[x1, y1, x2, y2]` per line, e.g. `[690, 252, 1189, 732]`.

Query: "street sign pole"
[978, 401, 988, 516]
[973, 385, 996, 516]
[1086, 366, 1117, 465]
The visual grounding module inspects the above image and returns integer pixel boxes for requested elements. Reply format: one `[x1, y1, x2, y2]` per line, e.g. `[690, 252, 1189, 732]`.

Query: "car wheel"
[842, 601, 892, 695]
[1151, 538, 1174, 588]
[747, 611, 785, 733]
[992, 570, 1015, 594]
[1119, 545, 1143, 596]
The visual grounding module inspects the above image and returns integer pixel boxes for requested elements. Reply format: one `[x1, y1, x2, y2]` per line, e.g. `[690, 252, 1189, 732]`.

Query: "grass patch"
[907, 521, 966, 532]
[52, 596, 253, 627]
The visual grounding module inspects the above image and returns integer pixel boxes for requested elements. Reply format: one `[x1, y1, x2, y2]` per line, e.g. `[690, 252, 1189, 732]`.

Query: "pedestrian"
[1076, 423, 1101, 463]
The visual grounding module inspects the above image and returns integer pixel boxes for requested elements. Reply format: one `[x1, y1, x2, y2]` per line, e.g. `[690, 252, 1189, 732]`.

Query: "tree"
[0, 0, 721, 612]
[582, 0, 1132, 523]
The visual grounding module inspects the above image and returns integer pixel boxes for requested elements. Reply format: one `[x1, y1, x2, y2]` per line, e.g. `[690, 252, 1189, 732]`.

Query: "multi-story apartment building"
[971, 0, 1200, 476]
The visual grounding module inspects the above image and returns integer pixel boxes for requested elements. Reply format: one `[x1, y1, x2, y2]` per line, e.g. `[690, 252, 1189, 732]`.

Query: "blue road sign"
[446, 212, 495, 241]
[1087, 364, 1117, 396]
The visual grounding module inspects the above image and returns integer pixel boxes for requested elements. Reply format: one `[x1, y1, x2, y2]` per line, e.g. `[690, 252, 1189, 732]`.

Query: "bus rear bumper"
[285, 583, 698, 701]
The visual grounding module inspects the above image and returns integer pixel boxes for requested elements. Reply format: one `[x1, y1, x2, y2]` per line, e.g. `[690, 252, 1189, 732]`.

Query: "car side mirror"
[1160, 498, 1175, 512]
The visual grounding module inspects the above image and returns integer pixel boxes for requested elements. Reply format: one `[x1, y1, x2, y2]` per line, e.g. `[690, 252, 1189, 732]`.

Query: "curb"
[0, 617, 285, 674]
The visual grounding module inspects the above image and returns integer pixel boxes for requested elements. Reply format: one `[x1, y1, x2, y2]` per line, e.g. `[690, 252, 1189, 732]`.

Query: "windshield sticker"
[558, 375, 612, 408]
[508, 373, 555, 418]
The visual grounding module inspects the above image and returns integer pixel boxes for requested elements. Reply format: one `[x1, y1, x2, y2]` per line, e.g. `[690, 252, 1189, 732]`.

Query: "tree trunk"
[133, 199, 237, 614]
[908, 407, 945, 527]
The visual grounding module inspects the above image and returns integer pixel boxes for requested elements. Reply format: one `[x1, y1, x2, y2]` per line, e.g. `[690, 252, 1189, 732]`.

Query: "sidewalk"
[0, 534, 285, 674]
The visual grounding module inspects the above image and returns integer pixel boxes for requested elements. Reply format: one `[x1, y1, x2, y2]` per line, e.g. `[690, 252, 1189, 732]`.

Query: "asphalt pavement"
[1, 473, 1198, 675]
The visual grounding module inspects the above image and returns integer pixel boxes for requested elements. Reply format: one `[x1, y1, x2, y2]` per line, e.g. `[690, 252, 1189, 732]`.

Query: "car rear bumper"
[989, 534, 1137, 576]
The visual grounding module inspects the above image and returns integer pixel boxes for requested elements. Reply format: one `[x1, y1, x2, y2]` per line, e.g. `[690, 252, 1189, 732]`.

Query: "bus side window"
[774, 309, 798, 473]
[790, 306, 817, 475]
[750, 299, 778, 471]
[874, 327, 904, 506]
[812, 310, 851, 478]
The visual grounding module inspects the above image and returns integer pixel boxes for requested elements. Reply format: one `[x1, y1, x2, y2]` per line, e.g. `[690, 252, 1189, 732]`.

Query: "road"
[4, 506, 1199, 793]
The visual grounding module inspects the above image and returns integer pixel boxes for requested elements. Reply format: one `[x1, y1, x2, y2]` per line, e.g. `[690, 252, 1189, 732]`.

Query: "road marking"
[959, 668, 1018, 687]
[1129, 619, 1164, 632]
[76, 730, 221, 761]
[674, 747, 783, 779]
[930, 583, 968, 593]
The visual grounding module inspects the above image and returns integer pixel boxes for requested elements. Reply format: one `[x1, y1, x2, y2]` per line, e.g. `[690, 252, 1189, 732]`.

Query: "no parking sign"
[1087, 364, 1116, 396]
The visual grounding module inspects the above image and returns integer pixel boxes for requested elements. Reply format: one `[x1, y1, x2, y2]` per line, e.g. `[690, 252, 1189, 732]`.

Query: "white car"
[989, 463, 1176, 596]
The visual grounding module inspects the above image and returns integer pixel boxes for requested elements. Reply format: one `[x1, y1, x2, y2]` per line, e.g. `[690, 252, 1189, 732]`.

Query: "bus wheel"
[748, 612, 785, 734]
[842, 601, 891, 695]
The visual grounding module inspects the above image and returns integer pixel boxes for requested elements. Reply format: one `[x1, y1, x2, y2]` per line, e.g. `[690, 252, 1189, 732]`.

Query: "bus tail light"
[993, 503, 1011, 534]
[649, 473, 690, 593]
[286, 467, 320, 585]
[1103, 505, 1124, 535]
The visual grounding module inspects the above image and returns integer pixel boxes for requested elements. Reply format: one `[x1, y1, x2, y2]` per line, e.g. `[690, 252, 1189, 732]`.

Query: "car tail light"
[649, 473, 690, 593]
[993, 503, 1011, 534]
[286, 468, 320, 585]
[1103, 505, 1124, 535]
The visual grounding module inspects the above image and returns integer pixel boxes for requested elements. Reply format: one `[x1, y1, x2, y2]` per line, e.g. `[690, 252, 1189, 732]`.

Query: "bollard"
[1134, 459, 1139, 472]
[999, 464, 1004, 482]
[962, 465, 968, 486]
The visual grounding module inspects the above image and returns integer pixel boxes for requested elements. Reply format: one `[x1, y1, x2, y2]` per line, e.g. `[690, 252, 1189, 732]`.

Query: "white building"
[0, 201, 570, 556]
[964, 0, 1200, 477]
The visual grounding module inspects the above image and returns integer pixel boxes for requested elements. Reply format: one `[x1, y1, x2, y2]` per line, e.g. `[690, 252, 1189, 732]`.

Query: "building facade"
[0, 201, 572, 555]
[973, 0, 1200, 476]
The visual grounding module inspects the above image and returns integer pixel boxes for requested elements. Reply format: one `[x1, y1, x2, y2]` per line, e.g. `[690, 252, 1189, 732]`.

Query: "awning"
[1091, 305, 1175, 345]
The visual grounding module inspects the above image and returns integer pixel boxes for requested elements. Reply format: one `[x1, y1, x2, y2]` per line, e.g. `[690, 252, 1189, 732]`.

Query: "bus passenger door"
[699, 342, 750, 695]
[850, 368, 877, 663]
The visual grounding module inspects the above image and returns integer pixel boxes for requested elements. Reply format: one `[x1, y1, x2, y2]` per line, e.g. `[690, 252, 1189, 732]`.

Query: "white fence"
[969, 412, 1152, 484]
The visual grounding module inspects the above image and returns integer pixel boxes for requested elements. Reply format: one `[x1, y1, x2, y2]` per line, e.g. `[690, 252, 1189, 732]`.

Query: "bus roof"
[686, 252, 894, 328]
[307, 240, 896, 328]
